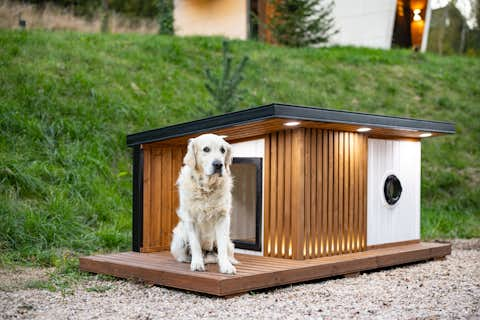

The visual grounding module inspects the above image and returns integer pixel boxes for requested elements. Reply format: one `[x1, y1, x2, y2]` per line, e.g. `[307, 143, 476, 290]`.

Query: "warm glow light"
[284, 121, 300, 127]
[413, 9, 422, 21]
[419, 132, 432, 138]
[357, 127, 372, 132]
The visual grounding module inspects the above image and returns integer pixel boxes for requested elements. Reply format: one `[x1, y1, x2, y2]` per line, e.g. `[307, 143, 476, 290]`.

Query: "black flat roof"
[127, 103, 456, 147]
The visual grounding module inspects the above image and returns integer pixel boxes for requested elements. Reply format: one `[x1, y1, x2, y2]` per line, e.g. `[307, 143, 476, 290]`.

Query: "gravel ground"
[1, 240, 479, 320]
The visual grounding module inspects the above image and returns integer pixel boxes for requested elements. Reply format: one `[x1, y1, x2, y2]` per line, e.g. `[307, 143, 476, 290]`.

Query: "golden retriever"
[170, 134, 238, 274]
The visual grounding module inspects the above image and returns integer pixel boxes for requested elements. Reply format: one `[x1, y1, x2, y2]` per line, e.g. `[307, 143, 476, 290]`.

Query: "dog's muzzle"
[212, 160, 223, 175]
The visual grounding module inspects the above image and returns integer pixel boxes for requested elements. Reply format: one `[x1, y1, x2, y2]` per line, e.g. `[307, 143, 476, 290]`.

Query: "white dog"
[170, 134, 238, 274]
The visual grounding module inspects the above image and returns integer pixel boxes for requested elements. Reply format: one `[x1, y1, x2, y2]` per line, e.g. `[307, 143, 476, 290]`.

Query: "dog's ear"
[224, 143, 233, 172]
[183, 138, 197, 169]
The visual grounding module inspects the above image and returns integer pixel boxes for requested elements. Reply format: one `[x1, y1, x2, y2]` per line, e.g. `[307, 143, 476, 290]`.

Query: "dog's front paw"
[219, 262, 236, 274]
[229, 256, 239, 265]
[190, 260, 205, 272]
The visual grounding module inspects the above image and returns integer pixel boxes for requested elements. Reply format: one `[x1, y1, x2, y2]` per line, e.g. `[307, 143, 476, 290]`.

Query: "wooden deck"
[80, 242, 450, 297]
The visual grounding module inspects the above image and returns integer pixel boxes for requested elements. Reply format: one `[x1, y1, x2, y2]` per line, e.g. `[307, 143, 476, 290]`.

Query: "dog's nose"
[212, 160, 223, 171]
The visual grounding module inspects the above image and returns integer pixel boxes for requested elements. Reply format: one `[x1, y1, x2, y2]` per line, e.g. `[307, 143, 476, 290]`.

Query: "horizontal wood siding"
[141, 144, 184, 252]
[265, 129, 367, 259]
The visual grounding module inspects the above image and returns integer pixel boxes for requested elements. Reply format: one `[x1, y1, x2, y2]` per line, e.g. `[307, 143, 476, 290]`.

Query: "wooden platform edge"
[79, 242, 451, 297]
[79, 256, 222, 296]
[217, 242, 451, 295]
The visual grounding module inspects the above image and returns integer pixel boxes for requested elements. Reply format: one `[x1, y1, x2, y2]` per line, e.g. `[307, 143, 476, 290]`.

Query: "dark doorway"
[392, 0, 413, 48]
[230, 157, 262, 251]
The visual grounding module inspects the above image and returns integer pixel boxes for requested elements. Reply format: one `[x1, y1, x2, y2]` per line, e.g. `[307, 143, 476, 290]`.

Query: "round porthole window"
[384, 174, 402, 205]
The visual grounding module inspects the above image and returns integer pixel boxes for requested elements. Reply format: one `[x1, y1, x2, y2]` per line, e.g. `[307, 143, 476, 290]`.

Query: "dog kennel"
[80, 103, 455, 296]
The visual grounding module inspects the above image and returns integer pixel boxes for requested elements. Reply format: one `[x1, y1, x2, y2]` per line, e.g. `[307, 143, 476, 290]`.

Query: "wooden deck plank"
[80, 242, 451, 297]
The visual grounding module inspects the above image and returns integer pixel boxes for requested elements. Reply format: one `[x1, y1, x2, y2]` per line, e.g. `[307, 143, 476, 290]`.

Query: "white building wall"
[330, 0, 397, 49]
[174, 0, 248, 40]
[367, 138, 421, 246]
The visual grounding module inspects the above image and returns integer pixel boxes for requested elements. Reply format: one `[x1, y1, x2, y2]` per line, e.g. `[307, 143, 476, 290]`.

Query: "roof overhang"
[126, 103, 456, 147]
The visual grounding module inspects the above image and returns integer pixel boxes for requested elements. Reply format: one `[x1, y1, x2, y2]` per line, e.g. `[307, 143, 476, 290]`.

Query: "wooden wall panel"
[141, 145, 184, 253]
[264, 128, 367, 259]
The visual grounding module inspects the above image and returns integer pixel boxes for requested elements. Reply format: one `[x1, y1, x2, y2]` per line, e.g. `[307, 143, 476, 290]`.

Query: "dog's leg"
[215, 217, 236, 274]
[170, 223, 190, 263]
[185, 221, 205, 272]
[227, 241, 239, 265]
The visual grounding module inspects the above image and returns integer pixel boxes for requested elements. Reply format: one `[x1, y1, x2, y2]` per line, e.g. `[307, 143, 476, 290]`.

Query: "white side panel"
[231, 139, 264, 256]
[367, 139, 421, 246]
[231, 139, 264, 158]
[329, 0, 397, 49]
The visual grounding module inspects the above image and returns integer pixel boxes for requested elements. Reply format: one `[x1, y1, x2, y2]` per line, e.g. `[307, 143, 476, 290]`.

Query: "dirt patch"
[0, 267, 53, 292]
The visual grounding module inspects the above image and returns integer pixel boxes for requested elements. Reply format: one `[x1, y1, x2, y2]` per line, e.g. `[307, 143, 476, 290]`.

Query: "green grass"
[0, 30, 479, 269]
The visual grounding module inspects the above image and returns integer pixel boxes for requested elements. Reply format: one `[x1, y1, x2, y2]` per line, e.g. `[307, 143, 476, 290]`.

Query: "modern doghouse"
[80, 103, 455, 296]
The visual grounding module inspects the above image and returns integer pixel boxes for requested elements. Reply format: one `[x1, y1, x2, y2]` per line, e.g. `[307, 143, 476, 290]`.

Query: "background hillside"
[0, 30, 479, 266]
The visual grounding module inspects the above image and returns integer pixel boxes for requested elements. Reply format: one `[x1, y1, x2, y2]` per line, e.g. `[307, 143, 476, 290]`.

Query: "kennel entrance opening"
[230, 157, 263, 251]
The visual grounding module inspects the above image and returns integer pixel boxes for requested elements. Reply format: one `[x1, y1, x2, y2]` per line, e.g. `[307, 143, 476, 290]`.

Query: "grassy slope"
[0, 30, 479, 266]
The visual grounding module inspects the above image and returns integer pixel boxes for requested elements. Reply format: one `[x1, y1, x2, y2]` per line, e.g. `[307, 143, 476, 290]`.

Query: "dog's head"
[183, 134, 232, 177]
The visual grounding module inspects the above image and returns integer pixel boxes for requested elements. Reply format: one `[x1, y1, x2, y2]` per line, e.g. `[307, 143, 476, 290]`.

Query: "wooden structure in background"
[80, 103, 455, 295]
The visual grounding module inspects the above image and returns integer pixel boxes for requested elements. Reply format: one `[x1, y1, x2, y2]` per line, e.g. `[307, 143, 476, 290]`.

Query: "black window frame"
[384, 174, 403, 205]
[231, 157, 263, 252]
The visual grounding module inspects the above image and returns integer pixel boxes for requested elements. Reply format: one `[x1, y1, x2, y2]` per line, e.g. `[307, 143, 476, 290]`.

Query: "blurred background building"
[1, 0, 478, 54]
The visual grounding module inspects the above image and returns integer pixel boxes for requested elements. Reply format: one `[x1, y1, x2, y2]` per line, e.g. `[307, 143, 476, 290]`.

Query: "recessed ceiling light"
[419, 132, 432, 138]
[284, 121, 300, 127]
[357, 127, 372, 132]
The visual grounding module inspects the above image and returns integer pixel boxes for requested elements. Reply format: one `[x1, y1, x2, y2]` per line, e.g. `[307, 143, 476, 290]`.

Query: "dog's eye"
[220, 147, 225, 154]
[203, 146, 210, 153]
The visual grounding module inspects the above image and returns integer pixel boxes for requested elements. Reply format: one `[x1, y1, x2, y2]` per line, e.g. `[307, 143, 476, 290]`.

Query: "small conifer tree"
[204, 41, 249, 114]
[268, 0, 337, 47]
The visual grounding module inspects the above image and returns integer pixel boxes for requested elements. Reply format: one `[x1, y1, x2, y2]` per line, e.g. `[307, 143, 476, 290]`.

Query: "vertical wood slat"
[284, 132, 292, 258]
[322, 130, 328, 256]
[338, 132, 344, 253]
[343, 133, 350, 254]
[269, 133, 278, 256]
[291, 128, 305, 260]
[333, 131, 339, 255]
[310, 130, 317, 258]
[361, 135, 368, 250]
[327, 131, 334, 256]
[352, 135, 359, 252]
[316, 131, 323, 257]
[153, 150, 162, 247]
[263, 136, 271, 257]
[304, 129, 311, 258]
[277, 131, 285, 257]
[349, 133, 355, 253]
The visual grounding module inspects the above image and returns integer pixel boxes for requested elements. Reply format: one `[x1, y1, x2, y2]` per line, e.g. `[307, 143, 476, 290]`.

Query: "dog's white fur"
[170, 134, 238, 274]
